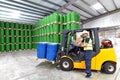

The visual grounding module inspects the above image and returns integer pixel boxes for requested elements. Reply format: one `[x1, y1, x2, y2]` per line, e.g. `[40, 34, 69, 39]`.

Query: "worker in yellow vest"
[79, 30, 93, 78]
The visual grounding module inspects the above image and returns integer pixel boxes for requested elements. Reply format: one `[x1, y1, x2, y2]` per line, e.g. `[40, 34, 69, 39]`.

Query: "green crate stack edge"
[32, 11, 81, 49]
[32, 13, 63, 49]
[0, 21, 33, 52]
[64, 12, 80, 30]
[64, 12, 81, 45]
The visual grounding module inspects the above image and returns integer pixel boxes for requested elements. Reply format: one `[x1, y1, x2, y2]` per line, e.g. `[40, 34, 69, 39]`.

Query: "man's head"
[81, 30, 89, 38]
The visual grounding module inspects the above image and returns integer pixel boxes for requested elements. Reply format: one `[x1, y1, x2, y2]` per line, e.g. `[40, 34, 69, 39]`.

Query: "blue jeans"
[84, 50, 92, 75]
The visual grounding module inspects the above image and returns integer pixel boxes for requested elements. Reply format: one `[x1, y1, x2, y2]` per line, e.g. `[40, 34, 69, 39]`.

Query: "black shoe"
[85, 74, 91, 78]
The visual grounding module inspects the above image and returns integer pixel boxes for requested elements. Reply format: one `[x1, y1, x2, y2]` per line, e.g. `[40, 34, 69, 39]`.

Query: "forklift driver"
[78, 30, 93, 78]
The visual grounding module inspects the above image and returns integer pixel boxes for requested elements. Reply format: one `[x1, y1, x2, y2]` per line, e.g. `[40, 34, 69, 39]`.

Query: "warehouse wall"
[83, 11, 120, 28]
[99, 28, 120, 46]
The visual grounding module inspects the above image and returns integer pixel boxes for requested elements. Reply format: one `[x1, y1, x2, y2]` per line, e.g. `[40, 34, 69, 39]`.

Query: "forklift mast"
[61, 30, 70, 52]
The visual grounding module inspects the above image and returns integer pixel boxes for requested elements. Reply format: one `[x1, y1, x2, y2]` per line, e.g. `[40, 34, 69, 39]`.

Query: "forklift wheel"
[60, 58, 73, 71]
[102, 62, 116, 74]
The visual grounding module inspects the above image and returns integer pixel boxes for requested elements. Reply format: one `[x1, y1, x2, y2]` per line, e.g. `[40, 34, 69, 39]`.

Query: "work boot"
[85, 74, 91, 78]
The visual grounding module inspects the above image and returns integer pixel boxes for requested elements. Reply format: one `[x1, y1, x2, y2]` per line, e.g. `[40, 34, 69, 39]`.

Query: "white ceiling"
[0, 0, 120, 24]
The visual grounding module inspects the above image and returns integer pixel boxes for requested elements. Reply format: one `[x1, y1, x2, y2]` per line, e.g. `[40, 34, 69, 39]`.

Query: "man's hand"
[80, 38, 83, 41]
[80, 43, 88, 47]
[76, 38, 83, 43]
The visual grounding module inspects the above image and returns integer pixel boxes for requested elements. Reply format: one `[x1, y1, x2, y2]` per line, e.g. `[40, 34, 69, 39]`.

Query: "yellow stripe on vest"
[84, 38, 93, 50]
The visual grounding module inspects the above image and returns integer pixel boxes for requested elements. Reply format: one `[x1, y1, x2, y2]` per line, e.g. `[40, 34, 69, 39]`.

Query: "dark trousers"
[84, 50, 92, 75]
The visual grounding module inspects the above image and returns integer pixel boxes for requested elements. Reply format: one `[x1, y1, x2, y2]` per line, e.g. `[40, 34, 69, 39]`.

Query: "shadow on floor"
[36, 62, 56, 69]
[35, 61, 102, 73]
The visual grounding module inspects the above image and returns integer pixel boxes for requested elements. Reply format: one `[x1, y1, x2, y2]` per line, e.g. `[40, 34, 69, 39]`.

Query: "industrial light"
[10, 11, 20, 19]
[91, 3, 103, 10]
[103, 10, 107, 13]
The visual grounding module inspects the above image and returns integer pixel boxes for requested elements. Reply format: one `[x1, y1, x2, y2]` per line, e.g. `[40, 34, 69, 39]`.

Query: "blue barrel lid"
[38, 42, 48, 44]
[47, 42, 60, 45]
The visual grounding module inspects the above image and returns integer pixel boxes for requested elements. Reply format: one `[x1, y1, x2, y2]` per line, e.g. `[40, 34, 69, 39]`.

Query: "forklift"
[55, 28, 116, 74]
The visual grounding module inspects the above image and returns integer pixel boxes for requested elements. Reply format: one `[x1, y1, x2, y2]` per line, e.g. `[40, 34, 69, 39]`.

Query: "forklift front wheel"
[60, 58, 73, 71]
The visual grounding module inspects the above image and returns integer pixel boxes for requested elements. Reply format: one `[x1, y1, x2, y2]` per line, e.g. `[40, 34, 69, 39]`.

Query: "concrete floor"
[0, 46, 120, 80]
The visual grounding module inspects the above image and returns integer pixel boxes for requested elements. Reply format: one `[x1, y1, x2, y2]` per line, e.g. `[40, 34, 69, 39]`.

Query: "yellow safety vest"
[84, 38, 93, 51]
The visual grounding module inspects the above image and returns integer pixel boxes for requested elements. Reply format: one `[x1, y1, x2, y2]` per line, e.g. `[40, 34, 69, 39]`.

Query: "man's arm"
[77, 38, 83, 46]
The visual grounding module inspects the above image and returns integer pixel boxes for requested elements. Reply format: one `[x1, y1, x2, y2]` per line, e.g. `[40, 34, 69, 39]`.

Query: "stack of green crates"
[28, 25, 32, 49]
[0, 22, 5, 52]
[64, 12, 80, 30]
[20, 24, 24, 50]
[32, 12, 64, 49]
[64, 12, 81, 44]
[11, 23, 15, 51]
[5, 22, 10, 51]
[0, 12, 81, 51]
[0, 21, 33, 52]
[32, 11, 81, 49]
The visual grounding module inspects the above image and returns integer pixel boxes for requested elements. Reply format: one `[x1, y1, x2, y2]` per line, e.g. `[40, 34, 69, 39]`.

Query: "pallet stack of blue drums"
[37, 42, 60, 61]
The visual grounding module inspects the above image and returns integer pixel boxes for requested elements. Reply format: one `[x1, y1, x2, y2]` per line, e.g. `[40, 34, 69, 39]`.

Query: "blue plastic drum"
[46, 43, 60, 61]
[37, 42, 47, 58]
